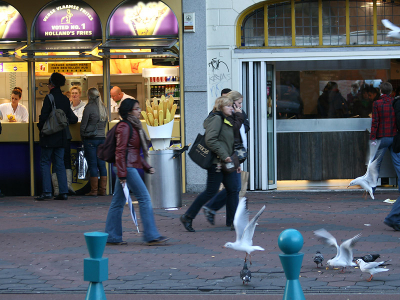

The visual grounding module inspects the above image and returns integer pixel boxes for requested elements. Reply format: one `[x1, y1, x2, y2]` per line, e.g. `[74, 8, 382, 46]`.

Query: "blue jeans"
[185, 165, 239, 221]
[40, 147, 68, 194]
[205, 171, 242, 226]
[105, 167, 161, 243]
[83, 139, 107, 177]
[385, 195, 400, 226]
[371, 137, 400, 191]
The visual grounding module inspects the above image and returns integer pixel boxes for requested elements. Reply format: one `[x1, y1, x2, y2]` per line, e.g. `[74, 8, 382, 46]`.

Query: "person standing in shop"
[36, 73, 78, 201]
[0, 87, 28, 122]
[110, 86, 135, 113]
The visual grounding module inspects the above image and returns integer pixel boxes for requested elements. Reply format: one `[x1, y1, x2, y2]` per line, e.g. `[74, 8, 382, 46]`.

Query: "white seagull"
[314, 229, 361, 272]
[223, 197, 265, 264]
[382, 19, 400, 40]
[355, 258, 390, 282]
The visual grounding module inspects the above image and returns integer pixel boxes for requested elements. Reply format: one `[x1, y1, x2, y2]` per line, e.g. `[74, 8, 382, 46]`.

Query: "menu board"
[0, 2, 27, 40]
[35, 1, 101, 40]
[109, 0, 178, 37]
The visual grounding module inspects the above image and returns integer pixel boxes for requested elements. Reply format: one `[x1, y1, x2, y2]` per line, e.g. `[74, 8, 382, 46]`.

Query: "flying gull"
[382, 19, 400, 40]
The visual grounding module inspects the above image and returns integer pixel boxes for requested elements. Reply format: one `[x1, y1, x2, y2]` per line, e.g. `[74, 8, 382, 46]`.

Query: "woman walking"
[80, 87, 108, 196]
[180, 96, 240, 232]
[105, 98, 169, 245]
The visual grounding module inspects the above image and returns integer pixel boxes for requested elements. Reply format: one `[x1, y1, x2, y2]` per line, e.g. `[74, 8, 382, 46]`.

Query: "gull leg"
[249, 254, 252, 265]
[367, 275, 373, 282]
[340, 267, 346, 273]
[244, 253, 248, 263]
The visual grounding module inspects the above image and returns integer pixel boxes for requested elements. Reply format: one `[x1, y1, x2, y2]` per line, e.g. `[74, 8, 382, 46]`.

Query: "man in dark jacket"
[35, 73, 78, 201]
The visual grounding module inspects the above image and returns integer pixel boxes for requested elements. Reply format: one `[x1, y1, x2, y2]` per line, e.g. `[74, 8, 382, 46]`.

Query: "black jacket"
[38, 87, 78, 148]
[393, 96, 400, 132]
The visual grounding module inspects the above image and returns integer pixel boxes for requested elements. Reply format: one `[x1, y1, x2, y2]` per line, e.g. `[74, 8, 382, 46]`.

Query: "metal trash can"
[144, 150, 182, 208]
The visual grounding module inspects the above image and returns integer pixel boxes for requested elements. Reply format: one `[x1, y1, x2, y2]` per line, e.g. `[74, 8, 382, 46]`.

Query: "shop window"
[295, 0, 319, 46]
[241, 8, 265, 46]
[322, 0, 347, 45]
[268, 2, 292, 46]
[349, 0, 374, 45]
[377, 1, 400, 44]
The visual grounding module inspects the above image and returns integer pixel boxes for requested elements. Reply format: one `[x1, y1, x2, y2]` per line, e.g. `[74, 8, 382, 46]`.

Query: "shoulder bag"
[41, 94, 68, 136]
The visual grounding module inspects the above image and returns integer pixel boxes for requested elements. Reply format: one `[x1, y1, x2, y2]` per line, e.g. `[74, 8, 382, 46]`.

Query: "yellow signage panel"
[1, 63, 28, 72]
[48, 62, 91, 73]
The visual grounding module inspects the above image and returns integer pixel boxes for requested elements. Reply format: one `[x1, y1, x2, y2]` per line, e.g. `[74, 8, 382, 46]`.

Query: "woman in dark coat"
[35, 73, 78, 201]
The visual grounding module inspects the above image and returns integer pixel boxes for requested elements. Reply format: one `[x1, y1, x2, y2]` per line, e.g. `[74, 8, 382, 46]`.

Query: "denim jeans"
[40, 147, 68, 194]
[205, 171, 242, 226]
[83, 139, 107, 177]
[52, 140, 71, 172]
[105, 167, 161, 243]
[371, 137, 400, 191]
[384, 195, 400, 226]
[185, 165, 239, 220]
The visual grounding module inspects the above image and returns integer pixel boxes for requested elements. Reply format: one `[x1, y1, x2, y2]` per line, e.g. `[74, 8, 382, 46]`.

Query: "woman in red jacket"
[105, 99, 169, 246]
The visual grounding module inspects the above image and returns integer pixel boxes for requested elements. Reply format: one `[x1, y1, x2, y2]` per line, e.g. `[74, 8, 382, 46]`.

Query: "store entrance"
[242, 61, 276, 190]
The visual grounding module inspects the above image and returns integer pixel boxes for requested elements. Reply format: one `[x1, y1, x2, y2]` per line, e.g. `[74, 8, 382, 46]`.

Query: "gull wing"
[382, 19, 400, 31]
[241, 205, 266, 246]
[233, 197, 249, 242]
[314, 229, 340, 255]
[339, 233, 361, 264]
[362, 261, 386, 270]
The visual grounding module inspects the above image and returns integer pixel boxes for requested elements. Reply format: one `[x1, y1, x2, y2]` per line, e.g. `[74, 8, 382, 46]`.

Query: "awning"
[99, 39, 178, 59]
[0, 42, 27, 62]
[21, 41, 102, 61]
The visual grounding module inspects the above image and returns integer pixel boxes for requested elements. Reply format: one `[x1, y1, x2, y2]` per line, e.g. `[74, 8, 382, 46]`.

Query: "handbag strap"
[48, 94, 56, 110]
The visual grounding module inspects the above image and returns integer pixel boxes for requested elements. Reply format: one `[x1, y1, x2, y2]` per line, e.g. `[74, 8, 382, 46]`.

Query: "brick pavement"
[0, 190, 399, 299]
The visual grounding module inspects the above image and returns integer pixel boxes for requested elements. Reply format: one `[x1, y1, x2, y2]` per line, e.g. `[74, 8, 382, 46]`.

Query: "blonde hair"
[87, 87, 107, 122]
[70, 85, 82, 94]
[226, 91, 243, 103]
[212, 96, 233, 112]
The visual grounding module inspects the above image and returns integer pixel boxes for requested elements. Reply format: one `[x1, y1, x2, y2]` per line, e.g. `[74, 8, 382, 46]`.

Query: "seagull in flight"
[314, 229, 361, 272]
[382, 19, 400, 40]
[356, 258, 390, 281]
[223, 197, 265, 265]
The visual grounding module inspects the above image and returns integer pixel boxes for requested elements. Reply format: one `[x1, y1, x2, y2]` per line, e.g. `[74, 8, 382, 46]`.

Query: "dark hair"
[220, 88, 232, 96]
[12, 87, 22, 98]
[380, 82, 393, 95]
[49, 72, 66, 87]
[118, 98, 139, 119]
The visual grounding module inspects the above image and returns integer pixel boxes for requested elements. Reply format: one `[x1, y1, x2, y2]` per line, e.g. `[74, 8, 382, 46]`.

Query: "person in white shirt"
[110, 86, 134, 113]
[0, 87, 28, 122]
[70, 86, 86, 122]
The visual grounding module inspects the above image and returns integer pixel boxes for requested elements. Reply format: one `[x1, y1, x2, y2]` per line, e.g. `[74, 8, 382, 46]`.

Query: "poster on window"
[109, 0, 178, 37]
[0, 2, 27, 40]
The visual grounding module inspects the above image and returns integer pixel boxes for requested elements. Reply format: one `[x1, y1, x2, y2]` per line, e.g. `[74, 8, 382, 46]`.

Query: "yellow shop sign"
[48, 62, 91, 73]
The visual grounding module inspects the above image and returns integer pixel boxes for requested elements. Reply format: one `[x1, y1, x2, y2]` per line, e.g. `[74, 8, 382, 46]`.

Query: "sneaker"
[147, 236, 170, 246]
[106, 241, 128, 245]
[202, 206, 215, 225]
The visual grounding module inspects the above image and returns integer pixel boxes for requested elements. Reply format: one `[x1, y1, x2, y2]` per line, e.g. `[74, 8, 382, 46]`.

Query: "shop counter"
[0, 122, 29, 142]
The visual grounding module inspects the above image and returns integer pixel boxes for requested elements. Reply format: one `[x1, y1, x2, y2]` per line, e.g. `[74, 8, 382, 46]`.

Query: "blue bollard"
[84, 232, 109, 300]
[278, 229, 305, 300]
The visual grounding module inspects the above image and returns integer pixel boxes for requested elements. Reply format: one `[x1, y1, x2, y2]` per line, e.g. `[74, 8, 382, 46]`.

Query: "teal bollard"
[84, 232, 109, 300]
[278, 229, 305, 300]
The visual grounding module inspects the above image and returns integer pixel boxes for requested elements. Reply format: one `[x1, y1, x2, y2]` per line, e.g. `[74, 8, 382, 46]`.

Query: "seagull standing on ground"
[356, 258, 390, 281]
[314, 229, 361, 272]
[313, 251, 324, 268]
[382, 19, 400, 40]
[240, 262, 251, 285]
[223, 197, 265, 265]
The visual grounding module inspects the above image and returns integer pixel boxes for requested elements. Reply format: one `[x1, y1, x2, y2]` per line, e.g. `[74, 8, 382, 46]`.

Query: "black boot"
[54, 193, 68, 200]
[180, 214, 195, 232]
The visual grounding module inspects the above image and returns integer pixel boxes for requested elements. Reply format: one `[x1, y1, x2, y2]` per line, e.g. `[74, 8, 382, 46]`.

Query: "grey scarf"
[126, 114, 150, 157]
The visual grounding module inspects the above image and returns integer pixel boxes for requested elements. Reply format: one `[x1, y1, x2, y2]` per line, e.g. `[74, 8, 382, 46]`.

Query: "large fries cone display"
[143, 96, 176, 150]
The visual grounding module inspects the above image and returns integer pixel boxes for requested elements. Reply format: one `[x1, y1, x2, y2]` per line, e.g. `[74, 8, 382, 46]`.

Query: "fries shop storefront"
[0, 0, 183, 196]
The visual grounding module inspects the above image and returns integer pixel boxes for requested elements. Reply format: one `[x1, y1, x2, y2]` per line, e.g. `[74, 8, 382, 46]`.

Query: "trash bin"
[144, 150, 182, 208]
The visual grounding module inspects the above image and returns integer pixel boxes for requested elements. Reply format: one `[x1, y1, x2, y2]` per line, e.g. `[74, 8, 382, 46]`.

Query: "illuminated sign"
[0, 2, 27, 40]
[35, 1, 101, 40]
[48, 62, 91, 72]
[0, 62, 27, 72]
[109, 1, 178, 37]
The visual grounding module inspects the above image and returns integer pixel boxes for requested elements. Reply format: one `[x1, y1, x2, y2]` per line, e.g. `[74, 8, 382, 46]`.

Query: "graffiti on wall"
[208, 57, 231, 98]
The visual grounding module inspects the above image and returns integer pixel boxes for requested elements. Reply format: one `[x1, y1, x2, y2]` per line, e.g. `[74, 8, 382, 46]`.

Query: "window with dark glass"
[377, 1, 400, 44]
[241, 8, 264, 46]
[322, 0, 347, 45]
[295, 0, 319, 46]
[267, 2, 292, 46]
[349, 0, 374, 45]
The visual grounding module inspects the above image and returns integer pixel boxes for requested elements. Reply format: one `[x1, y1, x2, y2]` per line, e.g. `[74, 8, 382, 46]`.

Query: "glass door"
[241, 61, 276, 190]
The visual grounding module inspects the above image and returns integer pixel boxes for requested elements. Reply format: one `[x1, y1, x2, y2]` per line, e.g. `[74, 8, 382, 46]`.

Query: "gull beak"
[222, 246, 225, 248]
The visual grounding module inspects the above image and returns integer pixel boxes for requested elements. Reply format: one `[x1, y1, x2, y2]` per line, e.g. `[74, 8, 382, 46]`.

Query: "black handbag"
[188, 133, 215, 169]
[221, 152, 240, 174]
[393, 133, 400, 153]
[234, 142, 248, 163]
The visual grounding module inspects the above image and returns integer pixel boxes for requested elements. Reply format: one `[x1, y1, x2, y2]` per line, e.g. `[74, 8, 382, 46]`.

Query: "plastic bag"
[77, 148, 88, 180]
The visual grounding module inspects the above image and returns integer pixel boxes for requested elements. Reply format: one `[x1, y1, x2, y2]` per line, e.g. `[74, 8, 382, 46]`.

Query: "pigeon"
[353, 254, 380, 263]
[223, 197, 265, 265]
[313, 251, 324, 268]
[240, 262, 251, 285]
[382, 19, 400, 40]
[314, 229, 361, 272]
[355, 258, 390, 281]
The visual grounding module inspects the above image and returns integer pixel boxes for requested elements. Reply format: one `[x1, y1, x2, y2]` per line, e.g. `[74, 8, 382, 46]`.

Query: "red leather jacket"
[115, 122, 152, 179]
